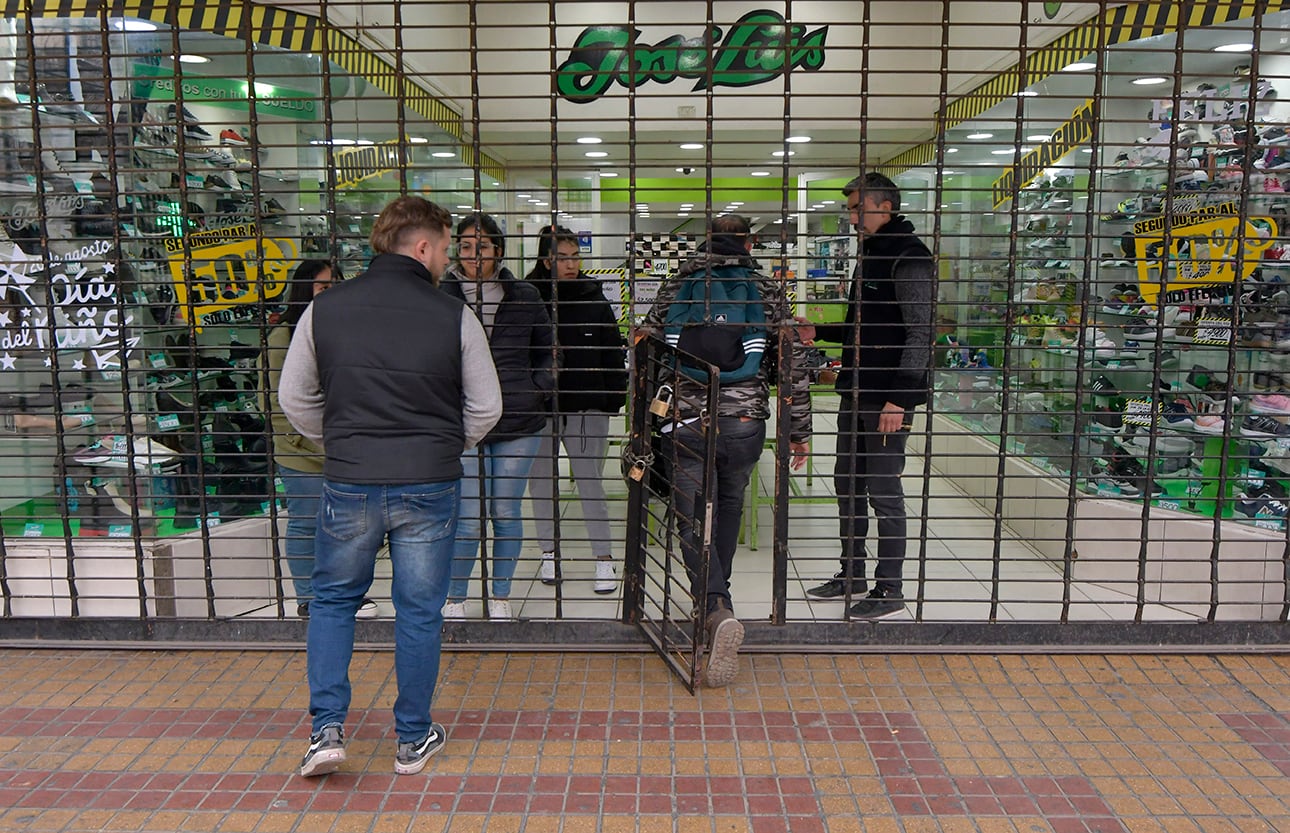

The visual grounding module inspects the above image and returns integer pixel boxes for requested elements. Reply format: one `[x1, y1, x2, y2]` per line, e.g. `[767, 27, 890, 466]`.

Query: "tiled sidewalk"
[2, 649, 1290, 832]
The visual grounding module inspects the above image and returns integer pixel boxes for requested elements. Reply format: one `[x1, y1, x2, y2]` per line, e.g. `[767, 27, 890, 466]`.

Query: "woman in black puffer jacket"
[440, 214, 554, 620]
[526, 227, 628, 595]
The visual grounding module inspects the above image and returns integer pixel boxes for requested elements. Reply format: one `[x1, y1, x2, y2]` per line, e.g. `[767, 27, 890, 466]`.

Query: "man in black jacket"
[805, 172, 934, 620]
[280, 196, 502, 777]
[527, 228, 628, 593]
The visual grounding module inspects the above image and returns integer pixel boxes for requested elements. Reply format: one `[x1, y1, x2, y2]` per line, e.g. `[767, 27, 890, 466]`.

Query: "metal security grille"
[0, 0, 1288, 651]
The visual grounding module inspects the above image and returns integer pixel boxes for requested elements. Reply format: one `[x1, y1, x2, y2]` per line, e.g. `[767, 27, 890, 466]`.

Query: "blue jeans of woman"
[448, 433, 542, 602]
[307, 479, 459, 743]
[279, 466, 323, 604]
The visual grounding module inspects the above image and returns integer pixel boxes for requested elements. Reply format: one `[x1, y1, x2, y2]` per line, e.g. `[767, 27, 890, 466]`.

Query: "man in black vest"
[805, 172, 934, 620]
[280, 197, 502, 777]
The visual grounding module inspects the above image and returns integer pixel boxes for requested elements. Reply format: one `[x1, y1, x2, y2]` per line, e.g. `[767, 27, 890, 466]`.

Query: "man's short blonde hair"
[369, 196, 452, 254]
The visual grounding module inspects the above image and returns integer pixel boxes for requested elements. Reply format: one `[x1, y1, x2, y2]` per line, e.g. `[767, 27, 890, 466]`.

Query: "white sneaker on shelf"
[355, 598, 379, 619]
[442, 601, 466, 620]
[538, 552, 557, 585]
[593, 560, 618, 595]
[488, 599, 513, 620]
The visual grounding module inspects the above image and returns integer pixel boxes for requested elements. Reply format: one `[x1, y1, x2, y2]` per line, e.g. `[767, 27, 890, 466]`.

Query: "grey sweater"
[279, 303, 502, 451]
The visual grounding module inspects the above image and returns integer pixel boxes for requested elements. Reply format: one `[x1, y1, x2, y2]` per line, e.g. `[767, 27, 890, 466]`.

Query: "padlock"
[649, 384, 674, 418]
[627, 459, 647, 481]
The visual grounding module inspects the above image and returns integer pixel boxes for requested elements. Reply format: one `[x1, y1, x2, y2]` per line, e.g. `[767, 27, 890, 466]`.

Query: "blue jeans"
[449, 433, 541, 601]
[307, 479, 459, 743]
[279, 466, 322, 604]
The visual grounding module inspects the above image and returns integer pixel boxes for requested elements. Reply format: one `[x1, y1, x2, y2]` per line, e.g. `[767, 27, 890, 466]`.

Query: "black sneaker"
[395, 722, 446, 775]
[805, 572, 868, 600]
[846, 588, 906, 621]
[299, 723, 345, 777]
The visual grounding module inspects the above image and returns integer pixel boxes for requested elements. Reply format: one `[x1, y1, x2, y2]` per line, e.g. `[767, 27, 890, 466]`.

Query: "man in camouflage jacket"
[642, 213, 812, 688]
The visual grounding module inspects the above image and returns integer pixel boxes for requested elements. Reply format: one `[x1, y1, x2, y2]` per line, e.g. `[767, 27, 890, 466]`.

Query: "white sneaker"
[593, 560, 618, 595]
[355, 598, 379, 619]
[487, 599, 512, 620]
[538, 552, 558, 585]
[442, 601, 466, 620]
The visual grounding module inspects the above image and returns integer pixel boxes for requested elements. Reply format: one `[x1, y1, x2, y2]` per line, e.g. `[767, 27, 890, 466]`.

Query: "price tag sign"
[22, 522, 43, 537]
[157, 414, 181, 431]
[1193, 314, 1233, 346]
[1122, 398, 1161, 428]
[108, 524, 132, 537]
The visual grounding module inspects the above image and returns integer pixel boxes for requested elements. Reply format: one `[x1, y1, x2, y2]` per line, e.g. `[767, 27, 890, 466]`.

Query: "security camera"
[682, 167, 693, 175]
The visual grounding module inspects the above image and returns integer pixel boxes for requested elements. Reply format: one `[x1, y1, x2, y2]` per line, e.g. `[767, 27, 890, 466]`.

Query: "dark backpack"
[662, 265, 768, 383]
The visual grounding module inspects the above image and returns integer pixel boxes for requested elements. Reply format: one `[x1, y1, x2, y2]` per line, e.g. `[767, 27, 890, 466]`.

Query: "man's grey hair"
[843, 172, 901, 215]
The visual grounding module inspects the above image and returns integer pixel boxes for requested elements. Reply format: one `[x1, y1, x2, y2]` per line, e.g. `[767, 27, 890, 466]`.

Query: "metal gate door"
[622, 336, 719, 692]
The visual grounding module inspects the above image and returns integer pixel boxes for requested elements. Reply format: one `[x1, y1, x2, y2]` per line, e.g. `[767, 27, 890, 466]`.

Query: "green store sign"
[131, 64, 316, 120]
[556, 10, 828, 103]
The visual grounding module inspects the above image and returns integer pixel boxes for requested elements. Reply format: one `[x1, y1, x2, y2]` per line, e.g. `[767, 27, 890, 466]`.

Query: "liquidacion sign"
[556, 10, 828, 103]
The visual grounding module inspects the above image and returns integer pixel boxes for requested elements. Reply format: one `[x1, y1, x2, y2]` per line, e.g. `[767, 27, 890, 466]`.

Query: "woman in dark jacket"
[526, 228, 627, 594]
[440, 214, 554, 620]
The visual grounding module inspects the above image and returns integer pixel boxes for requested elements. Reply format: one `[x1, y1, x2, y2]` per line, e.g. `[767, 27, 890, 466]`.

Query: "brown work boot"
[702, 600, 744, 688]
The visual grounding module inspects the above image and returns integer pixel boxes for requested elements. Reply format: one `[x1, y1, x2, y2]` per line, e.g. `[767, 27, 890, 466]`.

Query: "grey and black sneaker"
[702, 602, 744, 688]
[395, 722, 446, 775]
[846, 588, 906, 621]
[299, 723, 345, 777]
[805, 572, 867, 600]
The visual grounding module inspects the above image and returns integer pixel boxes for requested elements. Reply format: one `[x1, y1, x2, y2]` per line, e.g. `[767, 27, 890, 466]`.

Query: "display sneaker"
[593, 559, 618, 595]
[1104, 455, 1164, 498]
[394, 723, 446, 776]
[805, 572, 869, 600]
[1193, 413, 1229, 435]
[1089, 374, 1119, 397]
[1161, 398, 1197, 430]
[537, 552, 559, 585]
[1235, 488, 1290, 524]
[1124, 317, 1177, 341]
[1251, 393, 1290, 415]
[300, 723, 346, 777]
[702, 601, 744, 688]
[220, 127, 250, 146]
[1240, 413, 1290, 440]
[846, 587, 907, 621]
[166, 103, 212, 140]
[73, 435, 177, 471]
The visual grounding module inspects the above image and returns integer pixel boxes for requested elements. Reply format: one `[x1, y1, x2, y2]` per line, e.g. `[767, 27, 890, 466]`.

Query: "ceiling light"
[680, 142, 704, 150]
[432, 151, 456, 158]
[576, 137, 603, 144]
[1026, 134, 1050, 142]
[528, 198, 542, 203]
[730, 201, 744, 206]
[991, 149, 1019, 155]
[966, 133, 993, 140]
[807, 207, 816, 211]
[1133, 76, 1168, 86]
[407, 137, 429, 144]
[1081, 148, 1093, 153]
[535, 201, 548, 206]
[456, 205, 472, 210]
[1015, 90, 1038, 97]
[178, 54, 210, 64]
[1062, 61, 1096, 71]
[675, 168, 689, 173]
[785, 135, 811, 143]
[750, 171, 771, 176]
[111, 18, 157, 31]
[821, 200, 836, 204]
[946, 148, 959, 153]
[772, 150, 795, 157]
[1213, 43, 1254, 53]
[517, 193, 531, 198]
[309, 138, 357, 146]
[599, 172, 617, 177]
[812, 204, 826, 208]
[585, 151, 609, 158]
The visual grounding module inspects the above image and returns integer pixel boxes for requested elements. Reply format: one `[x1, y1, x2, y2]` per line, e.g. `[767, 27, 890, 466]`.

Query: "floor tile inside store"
[2, 648, 1290, 833]
[344, 404, 1208, 625]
